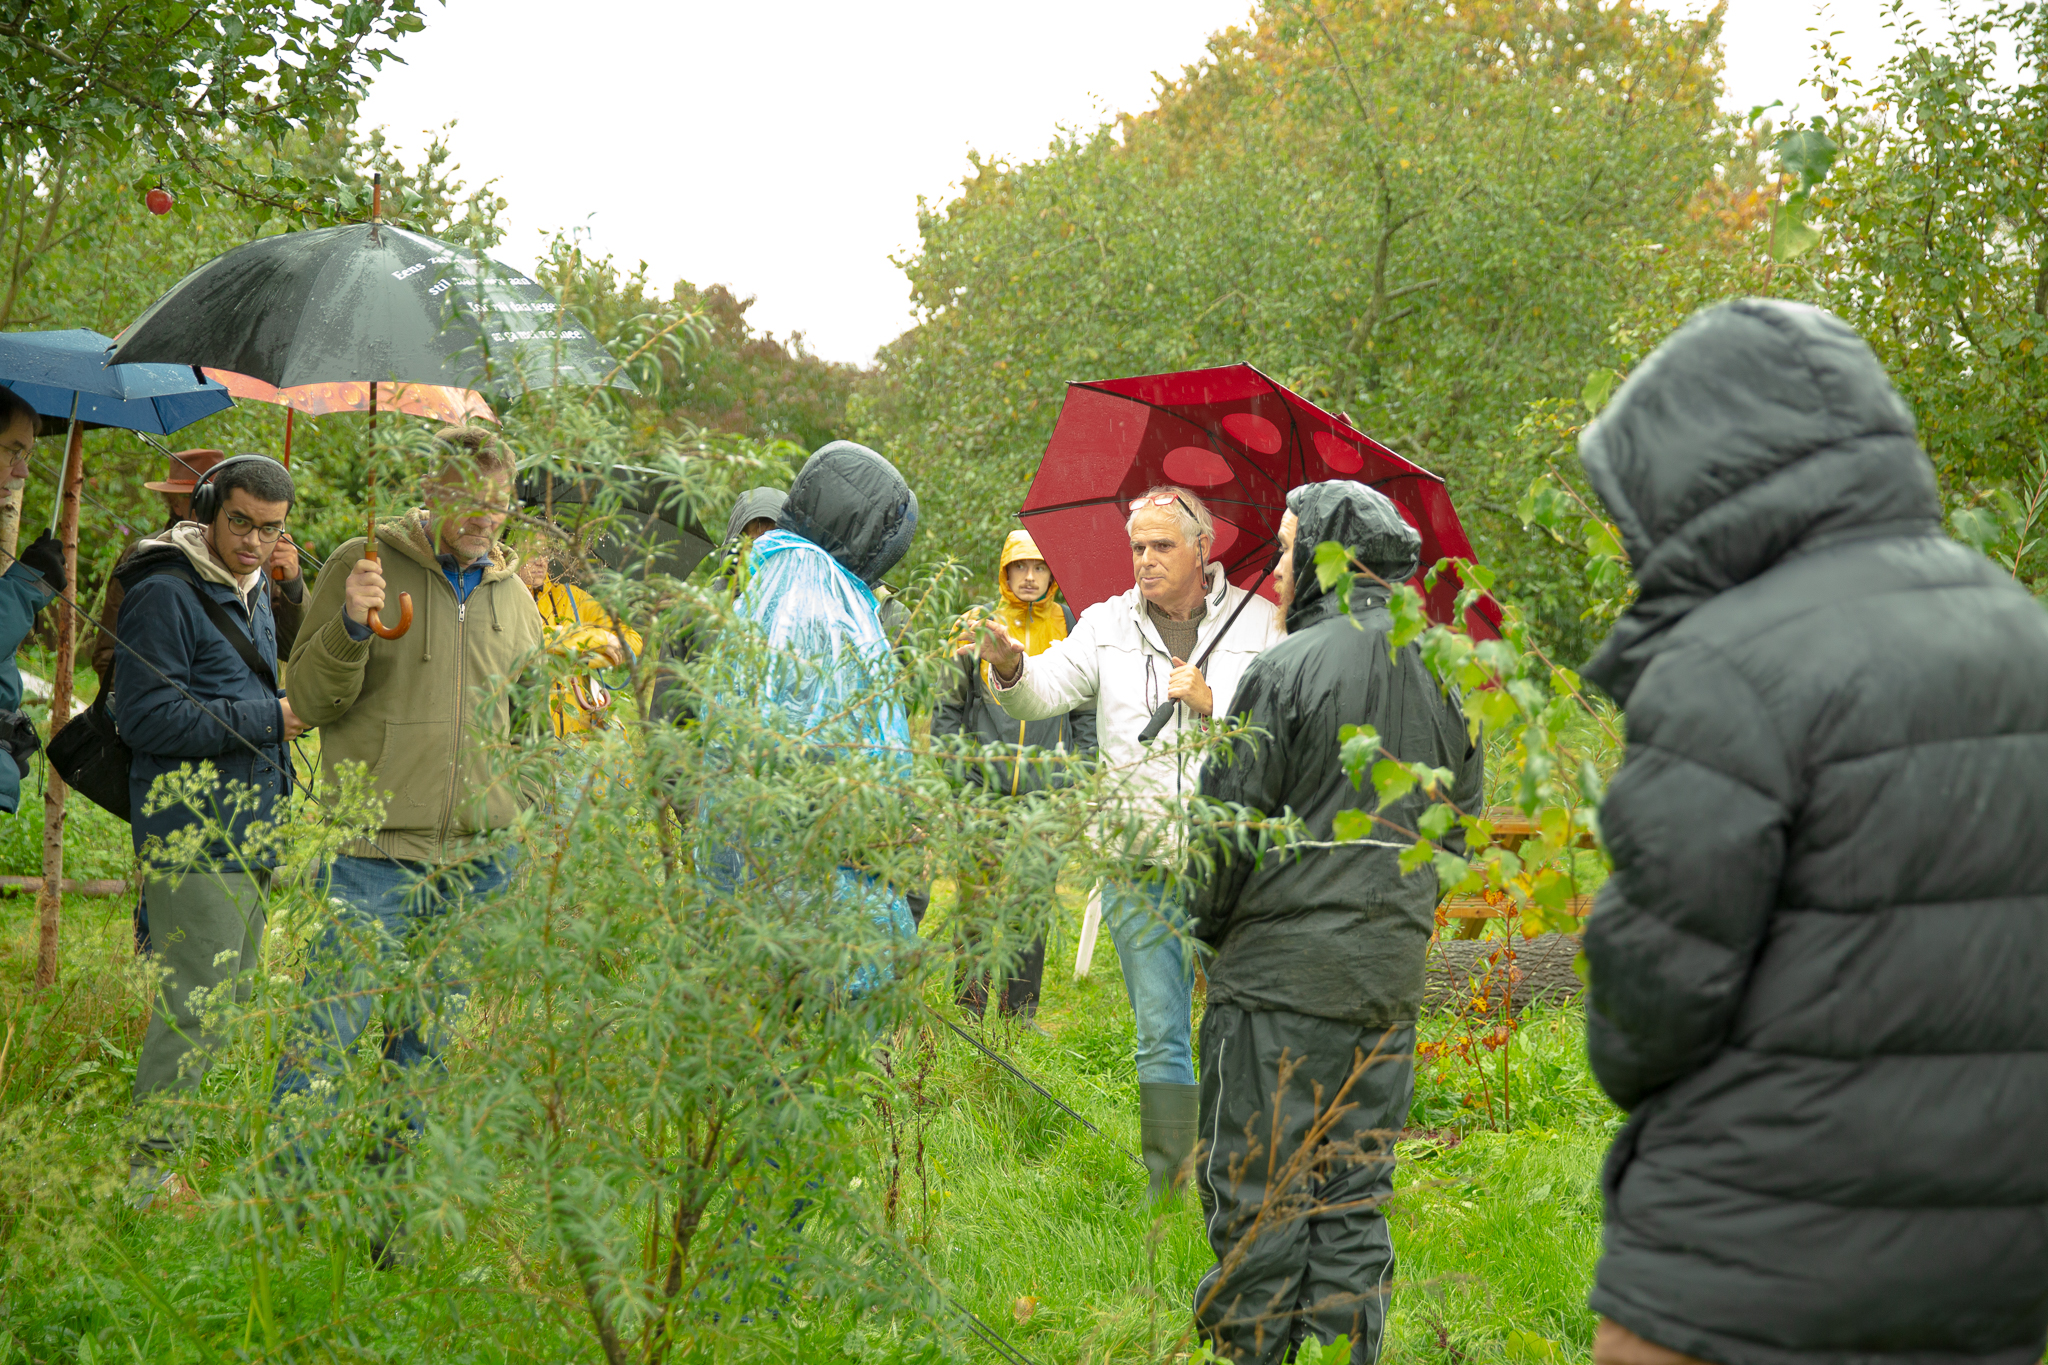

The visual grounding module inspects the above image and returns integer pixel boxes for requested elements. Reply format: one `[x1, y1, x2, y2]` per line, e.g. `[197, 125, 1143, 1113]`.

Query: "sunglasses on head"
[1129, 493, 1198, 521]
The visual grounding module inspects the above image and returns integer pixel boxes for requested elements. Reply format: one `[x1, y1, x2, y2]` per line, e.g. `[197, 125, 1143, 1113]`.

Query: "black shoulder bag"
[48, 565, 275, 821]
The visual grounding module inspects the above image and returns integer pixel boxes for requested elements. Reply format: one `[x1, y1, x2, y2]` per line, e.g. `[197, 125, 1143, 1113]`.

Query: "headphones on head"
[190, 454, 290, 524]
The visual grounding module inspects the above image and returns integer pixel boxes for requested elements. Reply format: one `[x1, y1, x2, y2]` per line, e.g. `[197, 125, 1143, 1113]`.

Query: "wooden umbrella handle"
[362, 515, 413, 640]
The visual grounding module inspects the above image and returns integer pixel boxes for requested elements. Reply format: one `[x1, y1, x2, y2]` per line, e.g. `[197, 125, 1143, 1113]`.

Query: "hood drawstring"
[491, 582, 502, 632]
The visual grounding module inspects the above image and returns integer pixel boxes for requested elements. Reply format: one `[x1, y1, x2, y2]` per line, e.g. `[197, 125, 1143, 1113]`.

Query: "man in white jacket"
[976, 485, 1281, 1197]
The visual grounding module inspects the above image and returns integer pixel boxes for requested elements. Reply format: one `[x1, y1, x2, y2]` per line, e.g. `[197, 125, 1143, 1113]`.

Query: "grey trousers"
[1193, 1004, 1416, 1365]
[132, 869, 269, 1125]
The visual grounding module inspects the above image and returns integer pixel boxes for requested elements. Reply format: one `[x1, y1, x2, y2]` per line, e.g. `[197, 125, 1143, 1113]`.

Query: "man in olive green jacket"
[273, 428, 544, 1133]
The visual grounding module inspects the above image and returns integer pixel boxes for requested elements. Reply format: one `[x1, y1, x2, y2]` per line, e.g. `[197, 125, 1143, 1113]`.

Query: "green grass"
[0, 857, 1618, 1362]
[872, 882, 1619, 1363]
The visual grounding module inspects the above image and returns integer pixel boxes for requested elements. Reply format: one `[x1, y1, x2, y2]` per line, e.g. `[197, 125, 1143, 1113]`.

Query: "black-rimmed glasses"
[223, 511, 287, 543]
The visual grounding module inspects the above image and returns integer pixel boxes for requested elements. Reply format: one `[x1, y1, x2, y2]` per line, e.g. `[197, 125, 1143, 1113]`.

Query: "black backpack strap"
[147, 562, 278, 692]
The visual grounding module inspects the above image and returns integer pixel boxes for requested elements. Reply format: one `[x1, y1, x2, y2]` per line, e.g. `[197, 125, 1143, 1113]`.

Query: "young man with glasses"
[275, 426, 544, 1230]
[93, 448, 308, 699]
[112, 452, 309, 1208]
[974, 484, 1282, 1199]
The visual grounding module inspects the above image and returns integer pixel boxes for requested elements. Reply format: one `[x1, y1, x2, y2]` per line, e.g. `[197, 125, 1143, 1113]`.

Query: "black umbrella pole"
[1135, 557, 1279, 745]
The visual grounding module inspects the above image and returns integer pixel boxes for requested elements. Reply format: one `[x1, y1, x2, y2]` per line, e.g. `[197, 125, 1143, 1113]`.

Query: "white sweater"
[993, 562, 1281, 855]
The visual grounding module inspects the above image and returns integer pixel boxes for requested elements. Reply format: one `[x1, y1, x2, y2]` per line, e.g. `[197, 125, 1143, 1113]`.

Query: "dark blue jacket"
[0, 561, 57, 813]
[113, 543, 290, 869]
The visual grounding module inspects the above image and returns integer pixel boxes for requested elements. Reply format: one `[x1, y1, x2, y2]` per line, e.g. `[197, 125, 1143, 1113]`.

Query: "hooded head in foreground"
[780, 441, 919, 588]
[1577, 297, 1937, 703]
[1281, 480, 1421, 633]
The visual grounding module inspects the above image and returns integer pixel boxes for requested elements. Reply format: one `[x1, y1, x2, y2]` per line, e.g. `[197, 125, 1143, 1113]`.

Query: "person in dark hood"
[1576, 299, 2048, 1365]
[776, 441, 919, 589]
[1186, 480, 1481, 1365]
[933, 530, 1096, 1018]
[725, 486, 787, 548]
[1581, 306, 2048, 1365]
[713, 486, 788, 590]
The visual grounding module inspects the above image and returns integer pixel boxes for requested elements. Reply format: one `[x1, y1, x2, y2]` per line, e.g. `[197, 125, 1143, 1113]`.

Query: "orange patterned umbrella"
[204, 370, 495, 422]
[202, 369, 495, 463]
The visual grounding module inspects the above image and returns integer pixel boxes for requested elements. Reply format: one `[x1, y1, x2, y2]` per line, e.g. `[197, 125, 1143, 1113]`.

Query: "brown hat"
[143, 448, 224, 494]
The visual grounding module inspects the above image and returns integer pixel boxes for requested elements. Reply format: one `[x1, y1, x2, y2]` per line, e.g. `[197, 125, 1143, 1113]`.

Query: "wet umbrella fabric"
[108, 223, 634, 398]
[1020, 363, 1499, 636]
[0, 329, 232, 435]
[517, 467, 716, 583]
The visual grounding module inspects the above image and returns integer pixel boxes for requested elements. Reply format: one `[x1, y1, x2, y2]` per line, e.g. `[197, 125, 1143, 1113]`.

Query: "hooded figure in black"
[1187, 480, 1481, 1365]
[711, 486, 788, 591]
[1577, 299, 2048, 1365]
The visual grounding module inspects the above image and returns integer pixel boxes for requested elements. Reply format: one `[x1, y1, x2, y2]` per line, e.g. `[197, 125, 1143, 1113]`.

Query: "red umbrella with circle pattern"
[1019, 362, 1500, 637]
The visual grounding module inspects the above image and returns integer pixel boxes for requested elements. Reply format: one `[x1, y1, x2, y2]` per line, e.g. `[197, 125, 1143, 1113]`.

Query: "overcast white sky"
[360, 1, 1984, 366]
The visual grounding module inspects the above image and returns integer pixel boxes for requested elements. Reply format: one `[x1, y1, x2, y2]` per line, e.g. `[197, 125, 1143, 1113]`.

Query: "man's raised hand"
[269, 533, 301, 584]
[343, 555, 386, 628]
[975, 617, 1026, 682]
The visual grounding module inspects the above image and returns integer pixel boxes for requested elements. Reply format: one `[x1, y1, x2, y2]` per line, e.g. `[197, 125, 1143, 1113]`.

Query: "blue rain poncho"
[710, 528, 915, 995]
[737, 530, 911, 774]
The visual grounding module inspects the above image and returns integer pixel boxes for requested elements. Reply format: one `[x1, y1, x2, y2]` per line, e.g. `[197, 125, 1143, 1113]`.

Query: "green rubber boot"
[1139, 1081, 1200, 1201]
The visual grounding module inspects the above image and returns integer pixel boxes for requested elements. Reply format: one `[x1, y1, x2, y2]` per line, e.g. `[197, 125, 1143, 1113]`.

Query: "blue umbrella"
[0, 328, 233, 436]
[0, 328, 237, 537]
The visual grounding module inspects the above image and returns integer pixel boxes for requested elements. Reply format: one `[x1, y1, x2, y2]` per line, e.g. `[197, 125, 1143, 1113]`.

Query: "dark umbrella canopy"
[520, 467, 716, 583]
[108, 223, 634, 399]
[0, 329, 233, 435]
[1020, 362, 1499, 636]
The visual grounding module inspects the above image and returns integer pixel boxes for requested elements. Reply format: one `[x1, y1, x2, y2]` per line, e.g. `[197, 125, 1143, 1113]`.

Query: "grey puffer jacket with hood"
[1187, 481, 1480, 1026]
[1579, 298, 2048, 1365]
[779, 442, 918, 588]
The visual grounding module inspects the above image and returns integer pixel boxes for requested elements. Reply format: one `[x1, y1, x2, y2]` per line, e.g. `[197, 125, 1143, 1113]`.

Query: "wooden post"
[33, 422, 83, 988]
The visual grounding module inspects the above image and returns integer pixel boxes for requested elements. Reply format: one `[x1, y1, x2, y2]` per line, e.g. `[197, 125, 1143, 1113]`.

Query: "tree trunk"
[33, 422, 84, 989]
[0, 483, 22, 563]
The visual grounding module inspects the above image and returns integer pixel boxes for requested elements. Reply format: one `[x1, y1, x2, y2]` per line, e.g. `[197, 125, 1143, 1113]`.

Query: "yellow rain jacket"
[984, 529, 1068, 680]
[935, 531, 1094, 796]
[533, 577, 644, 737]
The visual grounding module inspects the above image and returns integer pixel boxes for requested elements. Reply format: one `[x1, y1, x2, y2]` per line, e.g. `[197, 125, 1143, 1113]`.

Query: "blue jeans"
[1104, 875, 1197, 1085]
[272, 852, 516, 1114]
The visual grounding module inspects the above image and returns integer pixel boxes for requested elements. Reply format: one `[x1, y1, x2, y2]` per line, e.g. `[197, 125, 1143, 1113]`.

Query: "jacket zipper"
[437, 569, 469, 855]
[1136, 576, 1226, 801]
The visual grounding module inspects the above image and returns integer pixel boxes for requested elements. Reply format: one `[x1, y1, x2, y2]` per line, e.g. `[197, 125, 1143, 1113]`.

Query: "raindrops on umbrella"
[108, 222, 634, 400]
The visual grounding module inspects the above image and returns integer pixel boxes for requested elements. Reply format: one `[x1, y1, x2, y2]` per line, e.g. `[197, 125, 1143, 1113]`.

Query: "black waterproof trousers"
[951, 833, 1057, 1018]
[1194, 1005, 1414, 1365]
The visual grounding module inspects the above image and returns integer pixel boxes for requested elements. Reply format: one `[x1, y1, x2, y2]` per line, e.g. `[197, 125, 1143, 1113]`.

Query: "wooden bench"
[1439, 806, 1599, 939]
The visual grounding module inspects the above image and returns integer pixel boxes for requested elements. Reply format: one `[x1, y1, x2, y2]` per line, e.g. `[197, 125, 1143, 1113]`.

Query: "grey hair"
[1125, 485, 1215, 560]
